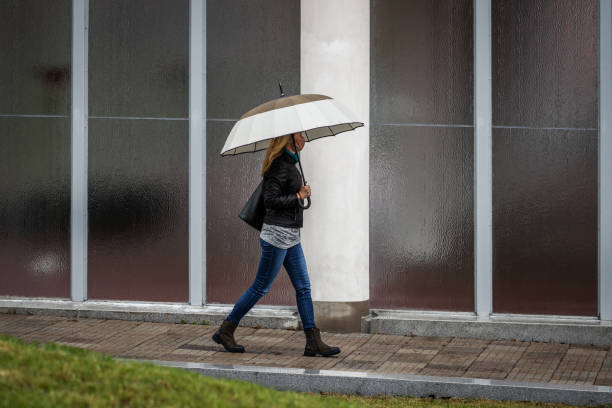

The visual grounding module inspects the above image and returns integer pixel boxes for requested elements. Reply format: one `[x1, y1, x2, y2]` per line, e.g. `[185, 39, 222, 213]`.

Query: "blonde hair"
[261, 134, 293, 177]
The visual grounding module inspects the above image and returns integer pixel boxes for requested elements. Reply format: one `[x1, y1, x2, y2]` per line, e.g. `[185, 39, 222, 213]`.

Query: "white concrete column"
[300, 0, 370, 332]
[600, 0, 612, 322]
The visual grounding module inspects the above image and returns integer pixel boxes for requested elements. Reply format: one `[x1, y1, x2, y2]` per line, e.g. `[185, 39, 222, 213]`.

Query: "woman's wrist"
[297, 192, 302, 200]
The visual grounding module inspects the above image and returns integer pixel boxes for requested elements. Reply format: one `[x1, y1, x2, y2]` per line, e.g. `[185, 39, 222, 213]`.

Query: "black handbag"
[239, 180, 265, 231]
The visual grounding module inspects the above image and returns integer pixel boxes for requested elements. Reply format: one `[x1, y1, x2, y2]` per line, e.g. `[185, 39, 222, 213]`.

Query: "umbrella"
[221, 86, 364, 210]
[220, 93, 363, 156]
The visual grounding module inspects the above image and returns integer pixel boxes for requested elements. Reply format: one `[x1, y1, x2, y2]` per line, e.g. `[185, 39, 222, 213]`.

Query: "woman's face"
[292, 132, 306, 152]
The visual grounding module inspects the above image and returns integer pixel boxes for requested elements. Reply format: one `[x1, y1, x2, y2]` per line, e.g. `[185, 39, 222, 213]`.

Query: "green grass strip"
[0, 334, 588, 408]
[0, 334, 359, 408]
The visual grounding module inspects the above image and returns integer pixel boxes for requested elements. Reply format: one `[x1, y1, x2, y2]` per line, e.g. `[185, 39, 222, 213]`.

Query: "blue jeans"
[227, 238, 315, 330]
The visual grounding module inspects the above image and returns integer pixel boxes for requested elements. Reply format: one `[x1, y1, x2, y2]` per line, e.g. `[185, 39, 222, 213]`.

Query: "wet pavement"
[2, 313, 611, 387]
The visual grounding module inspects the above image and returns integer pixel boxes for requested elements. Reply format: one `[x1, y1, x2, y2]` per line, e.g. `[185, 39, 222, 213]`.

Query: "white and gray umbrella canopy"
[220, 94, 364, 156]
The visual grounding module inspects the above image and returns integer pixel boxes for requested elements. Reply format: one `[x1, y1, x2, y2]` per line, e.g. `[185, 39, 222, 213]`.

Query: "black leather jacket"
[262, 150, 303, 228]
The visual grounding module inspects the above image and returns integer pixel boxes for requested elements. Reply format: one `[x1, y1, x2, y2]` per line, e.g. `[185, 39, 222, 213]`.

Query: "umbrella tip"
[278, 81, 285, 97]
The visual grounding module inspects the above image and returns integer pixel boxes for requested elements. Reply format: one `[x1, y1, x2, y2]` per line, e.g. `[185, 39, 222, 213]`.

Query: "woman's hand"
[297, 183, 311, 200]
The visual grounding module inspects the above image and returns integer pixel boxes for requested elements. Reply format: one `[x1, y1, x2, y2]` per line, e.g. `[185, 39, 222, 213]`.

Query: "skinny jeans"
[227, 238, 315, 329]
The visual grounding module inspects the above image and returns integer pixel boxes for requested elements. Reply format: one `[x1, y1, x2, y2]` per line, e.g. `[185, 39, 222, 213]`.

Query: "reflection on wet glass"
[0, 0, 71, 115]
[0, 117, 71, 298]
[492, 0, 598, 316]
[87, 0, 190, 302]
[206, 1, 300, 305]
[207, 0, 300, 119]
[371, 0, 473, 125]
[370, 125, 474, 311]
[492, 129, 597, 316]
[492, 0, 598, 128]
[89, 0, 188, 117]
[205, 121, 296, 305]
[87, 119, 189, 302]
[370, 0, 474, 311]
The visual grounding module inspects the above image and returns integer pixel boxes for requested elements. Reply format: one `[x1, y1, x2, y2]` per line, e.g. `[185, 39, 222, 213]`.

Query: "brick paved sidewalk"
[2, 313, 611, 387]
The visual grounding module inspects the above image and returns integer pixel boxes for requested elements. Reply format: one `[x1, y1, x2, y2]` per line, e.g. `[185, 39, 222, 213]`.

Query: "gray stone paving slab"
[0, 314, 63, 337]
[117, 325, 212, 359]
[86, 321, 171, 355]
[507, 343, 570, 383]
[595, 351, 612, 386]
[18, 317, 107, 344]
[551, 346, 608, 385]
[465, 341, 529, 380]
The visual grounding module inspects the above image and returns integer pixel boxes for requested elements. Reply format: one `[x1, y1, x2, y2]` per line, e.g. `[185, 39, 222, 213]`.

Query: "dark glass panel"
[207, 0, 300, 119]
[88, 119, 189, 302]
[370, 125, 474, 311]
[492, 128, 597, 316]
[492, 0, 599, 316]
[0, 0, 71, 115]
[0, 117, 71, 297]
[370, 0, 475, 310]
[206, 0, 300, 305]
[371, 0, 473, 125]
[205, 121, 295, 305]
[492, 0, 598, 128]
[88, 0, 189, 117]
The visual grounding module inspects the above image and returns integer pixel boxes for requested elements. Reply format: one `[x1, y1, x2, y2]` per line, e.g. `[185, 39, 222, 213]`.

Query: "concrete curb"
[139, 359, 612, 407]
[364, 311, 612, 347]
[0, 298, 298, 330]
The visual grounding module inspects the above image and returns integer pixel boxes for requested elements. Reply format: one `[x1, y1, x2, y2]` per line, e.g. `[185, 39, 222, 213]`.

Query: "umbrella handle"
[298, 196, 311, 209]
[292, 134, 311, 209]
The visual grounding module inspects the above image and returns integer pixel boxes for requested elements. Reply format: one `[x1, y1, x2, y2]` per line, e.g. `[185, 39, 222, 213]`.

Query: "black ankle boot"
[304, 327, 340, 357]
[212, 320, 245, 353]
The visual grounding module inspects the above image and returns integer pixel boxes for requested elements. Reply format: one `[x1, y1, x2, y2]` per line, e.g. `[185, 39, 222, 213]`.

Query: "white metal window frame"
[599, 0, 612, 322]
[189, 0, 206, 305]
[474, 0, 492, 319]
[71, 0, 88, 302]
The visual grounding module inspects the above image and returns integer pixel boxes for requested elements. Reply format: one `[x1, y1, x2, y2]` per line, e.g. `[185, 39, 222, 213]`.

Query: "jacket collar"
[279, 149, 299, 164]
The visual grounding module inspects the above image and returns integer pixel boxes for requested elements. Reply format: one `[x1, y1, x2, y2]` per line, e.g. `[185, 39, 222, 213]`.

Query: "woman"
[212, 132, 340, 357]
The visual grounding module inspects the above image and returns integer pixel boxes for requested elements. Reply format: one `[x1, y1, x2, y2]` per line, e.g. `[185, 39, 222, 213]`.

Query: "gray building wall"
[0, 0, 605, 320]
